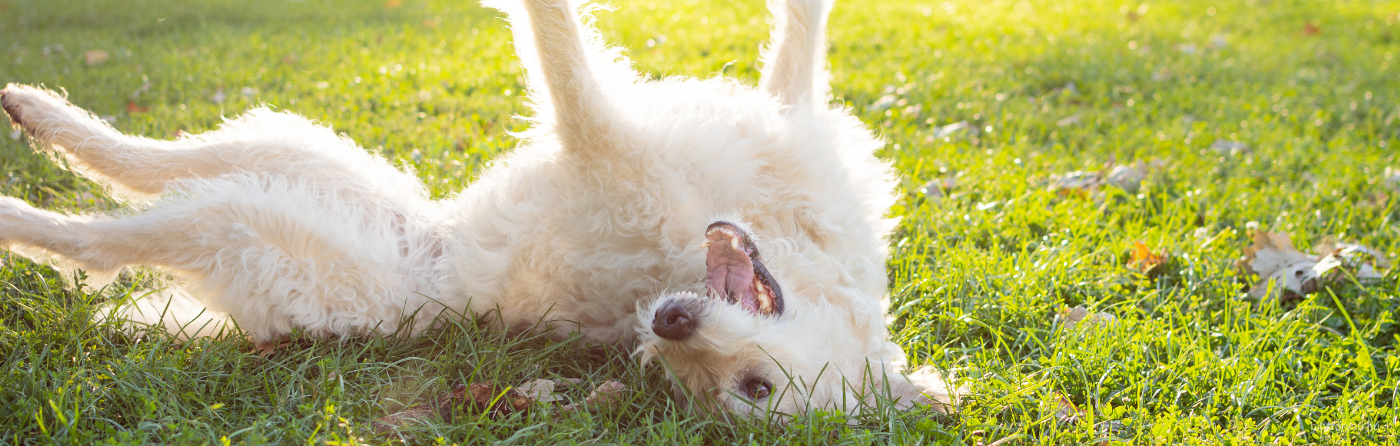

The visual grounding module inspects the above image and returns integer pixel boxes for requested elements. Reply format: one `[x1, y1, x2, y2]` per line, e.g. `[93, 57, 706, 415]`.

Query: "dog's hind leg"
[757, 0, 834, 107]
[0, 180, 436, 341]
[1, 84, 422, 200]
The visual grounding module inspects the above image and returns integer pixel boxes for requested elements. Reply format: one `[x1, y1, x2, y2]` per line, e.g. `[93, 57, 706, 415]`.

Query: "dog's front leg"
[758, 0, 834, 107]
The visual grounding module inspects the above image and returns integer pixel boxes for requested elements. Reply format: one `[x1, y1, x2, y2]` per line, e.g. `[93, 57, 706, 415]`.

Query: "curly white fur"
[0, 0, 953, 416]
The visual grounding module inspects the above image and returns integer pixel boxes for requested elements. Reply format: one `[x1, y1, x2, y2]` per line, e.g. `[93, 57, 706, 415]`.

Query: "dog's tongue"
[703, 223, 778, 316]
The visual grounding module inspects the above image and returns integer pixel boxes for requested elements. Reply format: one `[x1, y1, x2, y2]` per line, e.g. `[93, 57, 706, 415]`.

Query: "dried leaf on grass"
[373, 378, 626, 434]
[920, 176, 957, 199]
[1050, 160, 1163, 197]
[84, 50, 109, 66]
[251, 335, 291, 358]
[1128, 241, 1168, 273]
[1057, 306, 1117, 331]
[561, 380, 626, 413]
[1048, 171, 1103, 197]
[518, 378, 564, 403]
[1053, 392, 1081, 425]
[373, 382, 533, 433]
[1210, 140, 1250, 155]
[1107, 164, 1146, 193]
[1237, 229, 1391, 300]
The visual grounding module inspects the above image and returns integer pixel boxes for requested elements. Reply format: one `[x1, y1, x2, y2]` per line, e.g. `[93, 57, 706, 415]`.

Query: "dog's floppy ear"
[886, 366, 959, 413]
[757, 0, 834, 107]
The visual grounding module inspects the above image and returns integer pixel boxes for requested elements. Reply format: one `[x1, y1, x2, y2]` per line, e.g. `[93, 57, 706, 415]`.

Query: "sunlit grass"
[2, 0, 1398, 443]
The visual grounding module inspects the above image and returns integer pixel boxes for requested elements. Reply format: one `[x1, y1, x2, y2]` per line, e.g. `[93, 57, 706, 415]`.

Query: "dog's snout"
[653, 300, 697, 341]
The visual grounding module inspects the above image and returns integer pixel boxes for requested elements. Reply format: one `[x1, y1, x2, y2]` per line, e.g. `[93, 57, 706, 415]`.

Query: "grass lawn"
[2, 0, 1399, 443]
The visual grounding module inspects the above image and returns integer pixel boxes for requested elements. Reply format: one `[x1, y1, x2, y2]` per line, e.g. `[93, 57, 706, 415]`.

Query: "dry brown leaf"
[920, 176, 956, 199]
[1237, 230, 1390, 301]
[84, 50, 109, 66]
[518, 378, 563, 403]
[934, 121, 979, 139]
[374, 381, 535, 433]
[1314, 237, 1391, 281]
[1057, 306, 1117, 331]
[252, 336, 290, 358]
[560, 380, 626, 412]
[1107, 164, 1145, 193]
[1238, 230, 1320, 300]
[1048, 171, 1103, 197]
[1128, 241, 1168, 273]
[1210, 140, 1250, 155]
[1053, 392, 1081, 425]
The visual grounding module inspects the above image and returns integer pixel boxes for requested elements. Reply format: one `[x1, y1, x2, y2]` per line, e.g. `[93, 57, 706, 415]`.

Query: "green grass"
[2, 0, 1398, 443]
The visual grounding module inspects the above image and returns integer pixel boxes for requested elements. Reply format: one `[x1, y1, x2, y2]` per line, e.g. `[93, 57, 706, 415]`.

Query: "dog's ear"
[886, 366, 959, 413]
[758, 0, 834, 107]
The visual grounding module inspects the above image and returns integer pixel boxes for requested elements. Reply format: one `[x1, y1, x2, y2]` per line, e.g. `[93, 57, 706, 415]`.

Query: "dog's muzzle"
[652, 297, 701, 341]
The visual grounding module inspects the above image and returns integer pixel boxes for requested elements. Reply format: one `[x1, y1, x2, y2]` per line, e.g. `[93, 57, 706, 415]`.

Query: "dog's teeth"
[730, 238, 740, 250]
[700, 239, 711, 248]
[755, 282, 772, 313]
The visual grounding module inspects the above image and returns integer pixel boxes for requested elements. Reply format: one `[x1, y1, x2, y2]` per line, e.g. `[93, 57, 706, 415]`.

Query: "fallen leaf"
[920, 176, 956, 199]
[1238, 230, 1320, 300]
[560, 380, 626, 412]
[1314, 237, 1391, 281]
[1053, 392, 1081, 425]
[1302, 22, 1321, 36]
[251, 335, 290, 357]
[1107, 164, 1145, 193]
[384, 0, 402, 8]
[869, 94, 898, 112]
[84, 50, 110, 66]
[933, 121, 979, 139]
[1048, 170, 1103, 197]
[1057, 306, 1117, 331]
[518, 378, 563, 403]
[1128, 241, 1167, 273]
[125, 101, 149, 113]
[557, 377, 583, 387]
[374, 381, 535, 433]
[1056, 114, 1081, 127]
[1210, 140, 1250, 155]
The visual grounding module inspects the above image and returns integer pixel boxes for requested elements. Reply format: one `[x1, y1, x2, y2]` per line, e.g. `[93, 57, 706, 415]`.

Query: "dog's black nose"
[652, 301, 696, 341]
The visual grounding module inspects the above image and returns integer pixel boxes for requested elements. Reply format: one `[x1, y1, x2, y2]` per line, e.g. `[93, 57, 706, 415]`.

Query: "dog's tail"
[95, 286, 235, 341]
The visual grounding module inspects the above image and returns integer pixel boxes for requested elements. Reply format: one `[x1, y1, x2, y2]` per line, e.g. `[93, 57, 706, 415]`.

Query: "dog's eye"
[743, 377, 772, 400]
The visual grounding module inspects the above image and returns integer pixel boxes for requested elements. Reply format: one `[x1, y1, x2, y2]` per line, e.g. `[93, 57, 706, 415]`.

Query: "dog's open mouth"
[702, 221, 783, 316]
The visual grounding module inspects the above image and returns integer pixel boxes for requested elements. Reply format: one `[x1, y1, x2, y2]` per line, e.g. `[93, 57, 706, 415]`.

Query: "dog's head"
[637, 221, 955, 418]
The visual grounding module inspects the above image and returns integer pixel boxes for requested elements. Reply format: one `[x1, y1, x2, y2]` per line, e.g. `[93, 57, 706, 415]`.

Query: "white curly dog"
[0, 0, 953, 417]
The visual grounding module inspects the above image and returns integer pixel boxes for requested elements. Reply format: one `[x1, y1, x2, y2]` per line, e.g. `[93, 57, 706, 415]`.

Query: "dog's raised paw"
[0, 84, 27, 128]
